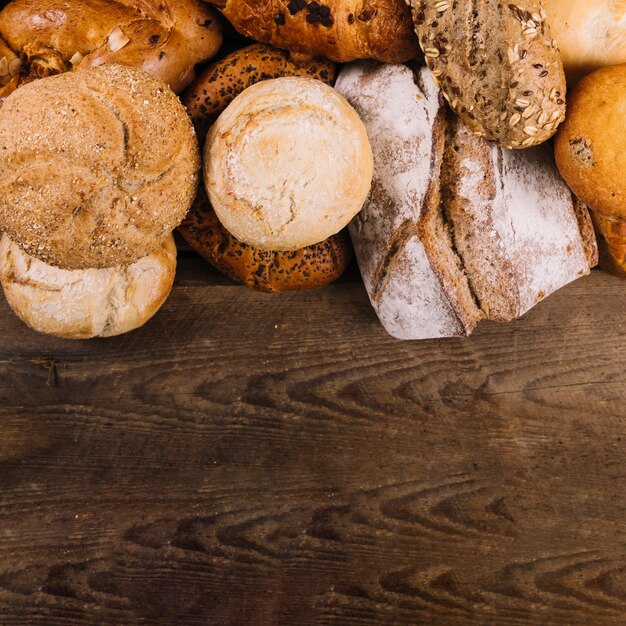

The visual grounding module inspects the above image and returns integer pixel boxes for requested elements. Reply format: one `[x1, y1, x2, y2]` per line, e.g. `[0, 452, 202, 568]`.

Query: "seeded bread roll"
[206, 0, 419, 63]
[205, 76, 373, 251]
[0, 0, 222, 95]
[0, 64, 200, 270]
[0, 233, 177, 339]
[183, 43, 336, 144]
[180, 186, 353, 292]
[405, 0, 566, 148]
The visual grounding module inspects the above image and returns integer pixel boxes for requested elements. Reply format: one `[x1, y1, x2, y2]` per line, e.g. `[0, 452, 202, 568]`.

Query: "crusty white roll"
[0, 64, 200, 270]
[205, 77, 373, 251]
[542, 0, 626, 84]
[0, 234, 177, 339]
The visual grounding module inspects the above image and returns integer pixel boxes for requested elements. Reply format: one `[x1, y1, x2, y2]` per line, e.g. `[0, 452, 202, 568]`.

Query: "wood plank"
[0, 268, 625, 625]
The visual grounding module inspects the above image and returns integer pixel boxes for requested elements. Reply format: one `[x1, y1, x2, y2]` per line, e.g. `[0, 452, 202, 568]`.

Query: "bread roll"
[542, 0, 626, 85]
[205, 76, 373, 251]
[335, 61, 595, 340]
[0, 64, 200, 270]
[0, 0, 222, 94]
[206, 0, 419, 63]
[183, 43, 336, 144]
[0, 234, 177, 339]
[405, 0, 566, 149]
[179, 186, 353, 292]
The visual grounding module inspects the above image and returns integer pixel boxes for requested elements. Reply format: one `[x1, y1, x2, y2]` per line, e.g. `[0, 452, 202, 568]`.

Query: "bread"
[205, 76, 373, 251]
[555, 64, 626, 277]
[179, 186, 353, 292]
[206, 0, 419, 63]
[183, 43, 336, 144]
[0, 0, 222, 94]
[335, 61, 596, 340]
[542, 0, 626, 85]
[555, 64, 626, 221]
[0, 233, 177, 339]
[0, 64, 200, 270]
[404, 0, 566, 149]
[0, 35, 19, 91]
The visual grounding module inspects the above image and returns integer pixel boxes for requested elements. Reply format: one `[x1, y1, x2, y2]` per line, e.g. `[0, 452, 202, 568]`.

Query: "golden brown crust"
[591, 212, 626, 278]
[406, 0, 566, 149]
[0, 64, 200, 270]
[183, 43, 336, 143]
[0, 0, 222, 93]
[179, 186, 353, 292]
[209, 0, 419, 63]
[554, 64, 626, 221]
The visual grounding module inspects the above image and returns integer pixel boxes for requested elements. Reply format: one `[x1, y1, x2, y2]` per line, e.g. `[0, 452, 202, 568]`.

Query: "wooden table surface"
[0, 250, 625, 626]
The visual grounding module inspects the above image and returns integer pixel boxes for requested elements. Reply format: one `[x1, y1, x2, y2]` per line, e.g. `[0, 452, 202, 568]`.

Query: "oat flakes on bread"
[205, 0, 419, 63]
[404, 0, 566, 148]
[0, 0, 222, 97]
[0, 234, 177, 340]
[0, 64, 200, 270]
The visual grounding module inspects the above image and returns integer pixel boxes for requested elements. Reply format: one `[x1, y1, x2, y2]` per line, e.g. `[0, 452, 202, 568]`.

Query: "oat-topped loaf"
[404, 0, 566, 148]
[0, 64, 200, 270]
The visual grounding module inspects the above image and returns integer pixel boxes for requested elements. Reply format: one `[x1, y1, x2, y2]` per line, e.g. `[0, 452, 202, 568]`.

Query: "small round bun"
[178, 186, 353, 292]
[205, 76, 373, 251]
[542, 0, 626, 85]
[0, 64, 200, 269]
[0, 234, 177, 339]
[554, 64, 626, 220]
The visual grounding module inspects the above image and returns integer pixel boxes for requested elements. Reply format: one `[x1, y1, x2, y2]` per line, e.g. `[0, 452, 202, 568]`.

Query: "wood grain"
[1, 259, 625, 625]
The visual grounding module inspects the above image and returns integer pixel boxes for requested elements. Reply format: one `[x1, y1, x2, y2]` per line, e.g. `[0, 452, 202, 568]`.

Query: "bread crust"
[0, 234, 177, 339]
[209, 0, 419, 63]
[0, 64, 200, 270]
[0, 0, 222, 94]
[405, 0, 566, 148]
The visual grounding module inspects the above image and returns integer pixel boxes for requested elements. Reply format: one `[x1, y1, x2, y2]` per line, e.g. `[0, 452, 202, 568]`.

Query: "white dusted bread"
[0, 234, 176, 339]
[204, 76, 373, 251]
[334, 61, 597, 340]
[0, 64, 199, 270]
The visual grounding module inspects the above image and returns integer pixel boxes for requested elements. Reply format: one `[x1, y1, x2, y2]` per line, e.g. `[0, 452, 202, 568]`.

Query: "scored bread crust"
[405, 0, 566, 149]
[0, 233, 177, 339]
[335, 61, 595, 340]
[207, 0, 419, 63]
[0, 64, 200, 270]
[0, 0, 222, 96]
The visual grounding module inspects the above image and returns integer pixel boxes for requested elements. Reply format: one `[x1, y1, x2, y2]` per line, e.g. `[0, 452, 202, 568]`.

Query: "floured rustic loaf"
[335, 61, 597, 340]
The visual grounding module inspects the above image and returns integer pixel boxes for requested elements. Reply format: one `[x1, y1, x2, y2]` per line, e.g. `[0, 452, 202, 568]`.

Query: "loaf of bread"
[205, 76, 373, 251]
[335, 61, 596, 340]
[0, 234, 177, 339]
[206, 0, 419, 63]
[180, 186, 353, 292]
[183, 43, 336, 144]
[405, 0, 566, 149]
[555, 64, 626, 276]
[542, 0, 626, 85]
[0, 0, 222, 96]
[0, 64, 200, 270]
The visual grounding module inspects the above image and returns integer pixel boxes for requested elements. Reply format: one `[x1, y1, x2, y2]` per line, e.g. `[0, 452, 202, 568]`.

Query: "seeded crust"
[180, 186, 353, 292]
[404, 0, 566, 148]
[208, 0, 419, 63]
[0, 0, 222, 96]
[183, 43, 336, 144]
[0, 64, 200, 270]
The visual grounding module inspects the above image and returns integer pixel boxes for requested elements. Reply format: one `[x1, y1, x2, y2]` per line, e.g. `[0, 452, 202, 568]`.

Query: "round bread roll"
[205, 77, 373, 251]
[0, 64, 200, 270]
[0, 0, 222, 97]
[554, 64, 626, 221]
[0, 234, 177, 339]
[183, 43, 336, 145]
[542, 0, 626, 85]
[179, 186, 353, 292]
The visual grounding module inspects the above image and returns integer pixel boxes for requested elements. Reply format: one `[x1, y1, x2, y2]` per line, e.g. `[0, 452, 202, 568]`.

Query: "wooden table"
[0, 251, 625, 626]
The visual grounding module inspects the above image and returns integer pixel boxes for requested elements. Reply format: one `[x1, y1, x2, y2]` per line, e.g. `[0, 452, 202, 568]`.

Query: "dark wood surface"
[1, 253, 625, 625]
